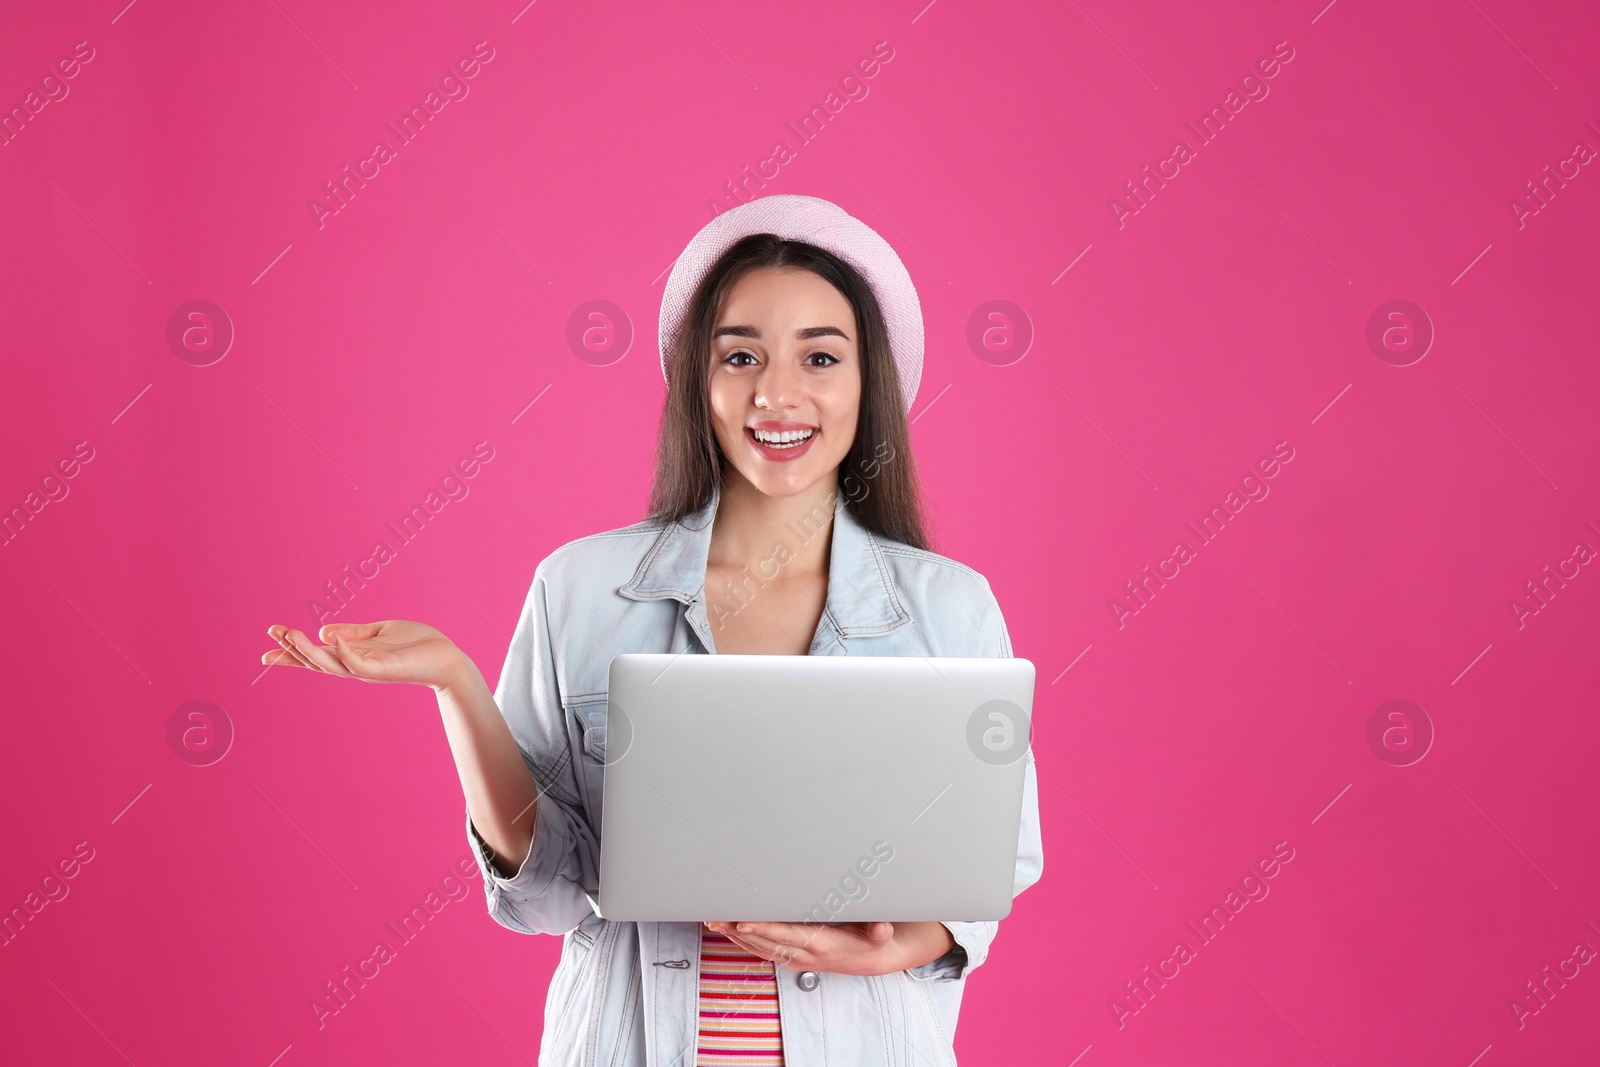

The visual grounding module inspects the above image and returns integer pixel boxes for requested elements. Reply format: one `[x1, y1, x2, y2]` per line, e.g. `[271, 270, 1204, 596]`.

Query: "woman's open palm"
[262, 620, 466, 690]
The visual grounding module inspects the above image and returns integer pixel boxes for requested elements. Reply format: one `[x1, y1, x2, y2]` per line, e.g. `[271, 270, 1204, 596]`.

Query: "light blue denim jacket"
[466, 484, 1044, 1066]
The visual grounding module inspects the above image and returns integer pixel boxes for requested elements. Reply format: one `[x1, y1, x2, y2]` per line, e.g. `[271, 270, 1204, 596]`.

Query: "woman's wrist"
[431, 645, 483, 696]
[896, 921, 957, 971]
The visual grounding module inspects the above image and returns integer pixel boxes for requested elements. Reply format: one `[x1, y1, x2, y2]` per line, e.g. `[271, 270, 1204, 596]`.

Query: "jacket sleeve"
[465, 556, 601, 936]
[908, 574, 1044, 982]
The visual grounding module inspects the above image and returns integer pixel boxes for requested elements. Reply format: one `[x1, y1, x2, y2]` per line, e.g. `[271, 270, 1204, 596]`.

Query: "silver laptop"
[593, 653, 1035, 923]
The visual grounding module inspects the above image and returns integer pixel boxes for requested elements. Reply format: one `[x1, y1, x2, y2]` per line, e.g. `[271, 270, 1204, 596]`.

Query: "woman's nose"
[754, 359, 801, 410]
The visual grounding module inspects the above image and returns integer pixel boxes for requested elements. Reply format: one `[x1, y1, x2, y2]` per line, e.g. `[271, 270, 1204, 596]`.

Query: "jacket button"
[797, 970, 819, 991]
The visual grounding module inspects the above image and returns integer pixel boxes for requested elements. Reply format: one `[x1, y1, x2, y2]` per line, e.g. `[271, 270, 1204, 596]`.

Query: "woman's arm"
[462, 561, 604, 937]
[886, 921, 956, 970]
[263, 618, 546, 877]
[263, 570, 599, 936]
[433, 654, 542, 878]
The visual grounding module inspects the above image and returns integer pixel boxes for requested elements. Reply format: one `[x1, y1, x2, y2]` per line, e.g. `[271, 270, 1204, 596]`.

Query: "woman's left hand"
[703, 920, 954, 977]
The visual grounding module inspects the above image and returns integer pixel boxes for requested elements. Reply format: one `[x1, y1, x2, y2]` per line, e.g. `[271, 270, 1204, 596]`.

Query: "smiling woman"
[647, 205, 970, 1064]
[259, 194, 1043, 1067]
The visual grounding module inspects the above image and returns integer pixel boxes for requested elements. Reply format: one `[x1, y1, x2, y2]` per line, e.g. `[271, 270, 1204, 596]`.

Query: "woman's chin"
[729, 460, 838, 501]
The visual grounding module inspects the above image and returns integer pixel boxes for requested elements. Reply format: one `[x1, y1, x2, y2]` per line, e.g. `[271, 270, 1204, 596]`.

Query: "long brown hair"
[647, 234, 931, 551]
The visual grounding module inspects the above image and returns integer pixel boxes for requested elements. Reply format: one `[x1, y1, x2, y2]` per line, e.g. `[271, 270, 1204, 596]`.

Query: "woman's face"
[707, 266, 862, 500]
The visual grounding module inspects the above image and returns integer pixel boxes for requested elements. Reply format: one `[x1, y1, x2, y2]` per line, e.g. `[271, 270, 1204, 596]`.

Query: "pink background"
[3, 0, 1598, 1063]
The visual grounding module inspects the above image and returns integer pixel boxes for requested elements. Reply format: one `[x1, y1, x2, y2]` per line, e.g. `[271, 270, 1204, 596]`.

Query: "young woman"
[262, 195, 1043, 1067]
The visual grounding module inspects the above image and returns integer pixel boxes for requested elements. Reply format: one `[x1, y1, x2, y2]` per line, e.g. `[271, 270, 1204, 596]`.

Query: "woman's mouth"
[746, 425, 817, 462]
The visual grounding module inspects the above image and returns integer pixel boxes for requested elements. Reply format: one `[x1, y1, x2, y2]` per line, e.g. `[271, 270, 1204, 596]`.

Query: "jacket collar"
[618, 481, 913, 641]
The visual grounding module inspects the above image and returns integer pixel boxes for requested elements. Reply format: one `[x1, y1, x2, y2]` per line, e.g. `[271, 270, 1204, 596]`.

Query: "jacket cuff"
[466, 796, 573, 907]
[905, 922, 973, 982]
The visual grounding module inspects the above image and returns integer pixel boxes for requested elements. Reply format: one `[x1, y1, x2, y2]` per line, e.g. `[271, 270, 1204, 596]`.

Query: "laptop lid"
[594, 653, 1034, 923]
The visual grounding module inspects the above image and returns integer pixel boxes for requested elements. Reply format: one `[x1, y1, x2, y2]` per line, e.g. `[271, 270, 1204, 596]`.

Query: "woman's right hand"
[262, 620, 472, 692]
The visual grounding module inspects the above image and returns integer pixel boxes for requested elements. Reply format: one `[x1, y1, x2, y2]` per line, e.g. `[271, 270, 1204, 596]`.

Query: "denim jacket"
[466, 483, 1044, 1066]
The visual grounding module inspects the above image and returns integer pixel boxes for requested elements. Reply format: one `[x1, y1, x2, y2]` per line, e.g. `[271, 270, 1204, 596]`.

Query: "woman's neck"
[706, 469, 838, 578]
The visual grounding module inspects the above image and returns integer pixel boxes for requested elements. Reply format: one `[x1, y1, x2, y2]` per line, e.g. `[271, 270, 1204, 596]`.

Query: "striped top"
[696, 925, 785, 1065]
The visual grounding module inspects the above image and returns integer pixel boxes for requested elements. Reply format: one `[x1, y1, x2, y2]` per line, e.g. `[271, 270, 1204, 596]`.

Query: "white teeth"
[752, 428, 815, 447]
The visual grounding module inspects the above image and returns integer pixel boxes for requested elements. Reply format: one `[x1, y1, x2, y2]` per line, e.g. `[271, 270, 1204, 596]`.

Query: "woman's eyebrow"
[712, 325, 851, 340]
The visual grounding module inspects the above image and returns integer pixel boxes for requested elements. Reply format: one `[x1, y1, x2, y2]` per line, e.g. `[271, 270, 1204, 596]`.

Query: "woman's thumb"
[321, 621, 379, 643]
[331, 631, 360, 665]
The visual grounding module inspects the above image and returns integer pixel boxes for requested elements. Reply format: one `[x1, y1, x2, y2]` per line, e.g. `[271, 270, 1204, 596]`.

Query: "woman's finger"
[732, 922, 808, 951]
[266, 630, 315, 670]
[280, 627, 354, 677]
[715, 927, 775, 961]
[722, 927, 805, 968]
[761, 921, 838, 958]
[278, 635, 319, 671]
[318, 621, 386, 644]
[788, 923, 833, 954]
[261, 646, 308, 669]
[330, 632, 389, 681]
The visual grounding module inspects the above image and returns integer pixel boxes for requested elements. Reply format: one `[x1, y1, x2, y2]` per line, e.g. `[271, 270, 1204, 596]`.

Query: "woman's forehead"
[717, 269, 851, 321]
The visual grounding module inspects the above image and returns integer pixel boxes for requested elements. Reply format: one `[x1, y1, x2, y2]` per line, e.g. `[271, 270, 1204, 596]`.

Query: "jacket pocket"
[572, 698, 610, 761]
[568, 699, 609, 833]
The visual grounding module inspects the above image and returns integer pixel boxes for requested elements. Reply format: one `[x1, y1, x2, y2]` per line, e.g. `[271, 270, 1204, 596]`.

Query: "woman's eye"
[720, 349, 837, 367]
